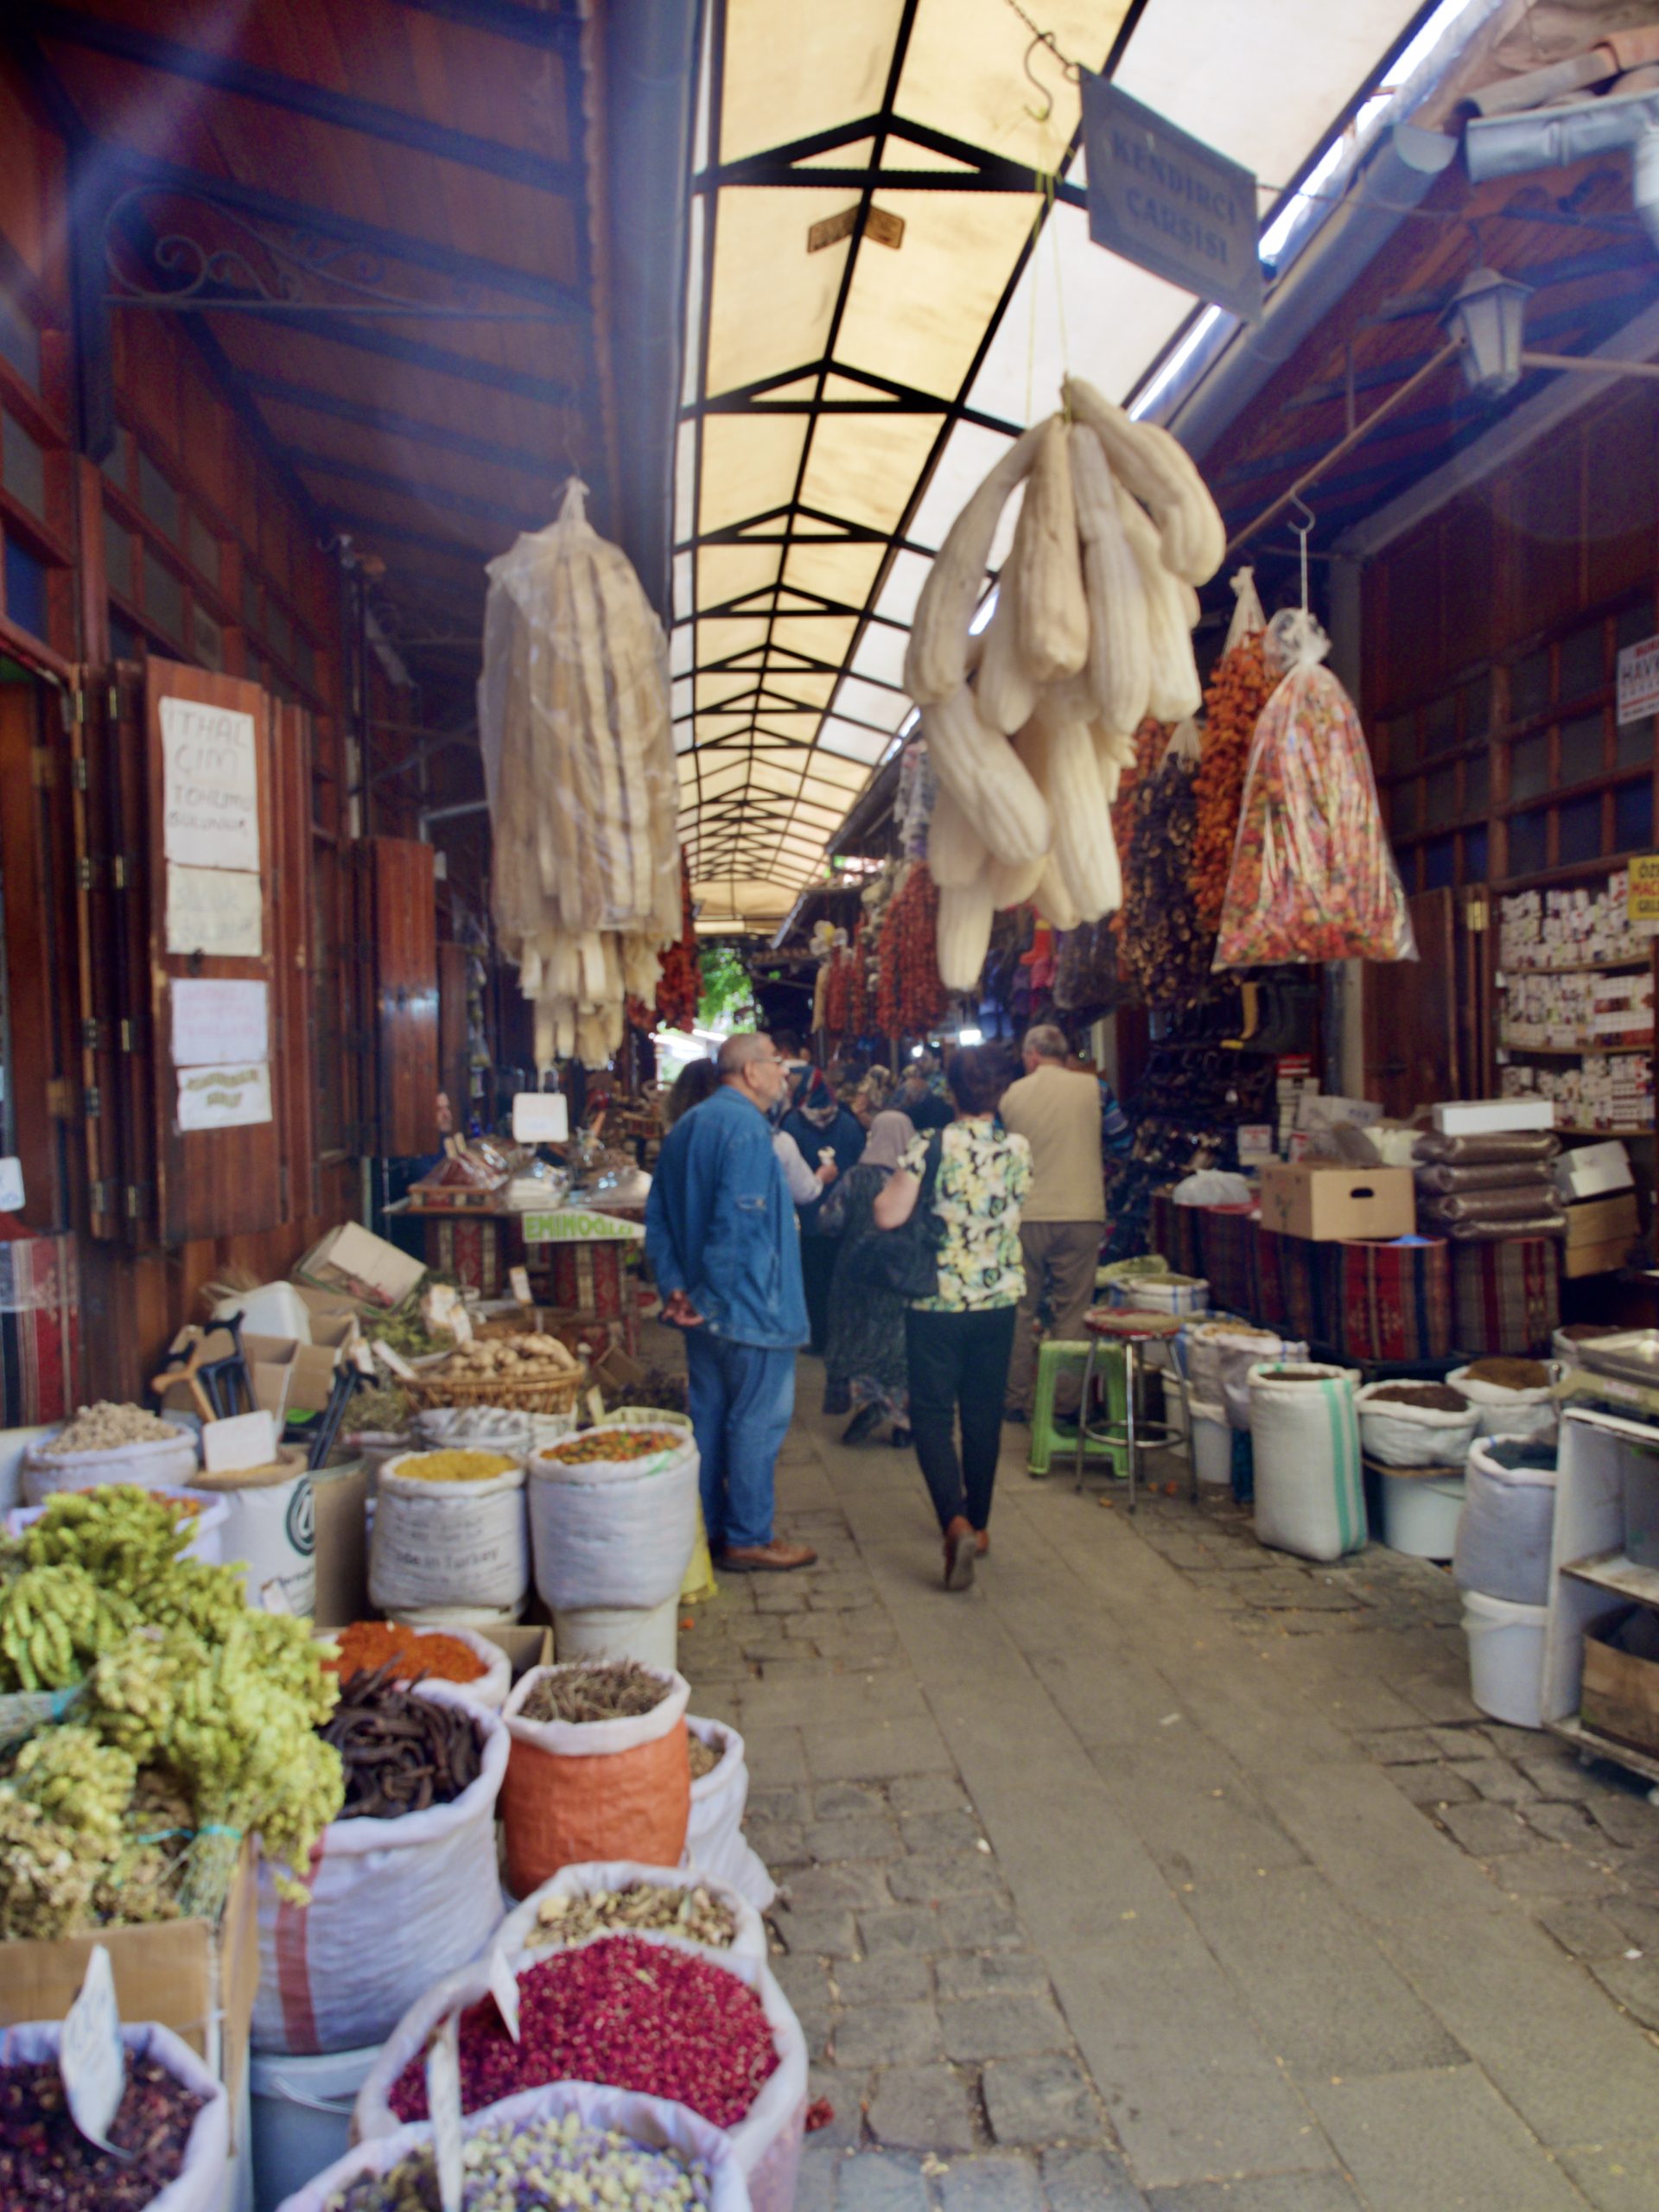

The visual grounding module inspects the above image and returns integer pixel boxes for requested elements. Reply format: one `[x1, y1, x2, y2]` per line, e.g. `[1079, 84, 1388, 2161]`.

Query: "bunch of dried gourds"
[1191, 569, 1272, 934]
[906, 378, 1224, 990]
[480, 480, 682, 1066]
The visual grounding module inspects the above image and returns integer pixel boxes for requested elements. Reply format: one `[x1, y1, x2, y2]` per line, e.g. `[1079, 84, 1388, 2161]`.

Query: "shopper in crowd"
[645, 1033, 816, 1573]
[664, 1055, 719, 1127]
[999, 1023, 1107, 1422]
[849, 1065, 894, 1129]
[897, 1056, 954, 1133]
[822, 1107, 916, 1445]
[874, 1046, 1031, 1591]
[780, 1068, 865, 1353]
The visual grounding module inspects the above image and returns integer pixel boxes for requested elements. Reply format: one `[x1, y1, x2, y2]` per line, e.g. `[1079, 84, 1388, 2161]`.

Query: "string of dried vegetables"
[1192, 629, 1274, 933]
[875, 864, 946, 1037]
[654, 857, 701, 1030]
[1119, 728, 1210, 1007]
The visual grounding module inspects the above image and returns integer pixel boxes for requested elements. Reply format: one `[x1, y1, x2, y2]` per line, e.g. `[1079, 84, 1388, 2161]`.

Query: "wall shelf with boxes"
[1493, 872, 1658, 1137]
[1542, 1403, 1659, 1787]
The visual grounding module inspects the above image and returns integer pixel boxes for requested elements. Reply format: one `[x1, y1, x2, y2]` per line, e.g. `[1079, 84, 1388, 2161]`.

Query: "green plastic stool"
[1027, 1339, 1128, 1479]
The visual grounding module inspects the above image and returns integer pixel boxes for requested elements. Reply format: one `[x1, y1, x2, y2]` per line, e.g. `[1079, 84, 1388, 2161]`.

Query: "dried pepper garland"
[1119, 728, 1210, 1007]
[654, 858, 700, 1030]
[875, 864, 946, 1036]
[1193, 628, 1274, 933]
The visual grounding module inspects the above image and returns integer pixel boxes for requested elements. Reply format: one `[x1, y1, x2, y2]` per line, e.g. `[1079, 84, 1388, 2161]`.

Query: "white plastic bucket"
[192, 1455, 315, 1613]
[251, 2042, 382, 2212]
[553, 1595, 679, 1671]
[1191, 1403, 1232, 1487]
[1379, 1470, 1465, 1559]
[1462, 1587, 1548, 1728]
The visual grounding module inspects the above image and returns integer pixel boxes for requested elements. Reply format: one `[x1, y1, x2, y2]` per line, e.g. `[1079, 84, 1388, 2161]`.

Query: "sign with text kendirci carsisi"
[161, 695, 260, 873]
[1080, 75, 1262, 325]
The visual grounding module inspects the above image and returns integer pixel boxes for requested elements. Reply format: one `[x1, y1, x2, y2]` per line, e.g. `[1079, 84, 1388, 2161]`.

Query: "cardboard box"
[311, 1458, 371, 1625]
[1554, 1140, 1636, 1203]
[1433, 1098, 1556, 1136]
[1566, 1191, 1640, 1248]
[0, 1840, 258, 2117]
[1564, 1237, 1631, 1281]
[296, 1223, 424, 1312]
[478, 1624, 555, 1678]
[1257, 1162, 1415, 1243]
[1582, 1608, 1659, 1758]
[164, 1312, 359, 1423]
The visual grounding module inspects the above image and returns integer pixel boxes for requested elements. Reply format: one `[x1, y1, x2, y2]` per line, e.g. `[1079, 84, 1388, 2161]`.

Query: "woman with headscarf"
[822, 1109, 915, 1445]
[780, 1068, 866, 1353]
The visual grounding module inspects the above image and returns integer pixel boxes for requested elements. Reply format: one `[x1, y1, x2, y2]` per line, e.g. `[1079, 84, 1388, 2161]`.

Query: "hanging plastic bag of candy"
[1214, 608, 1415, 968]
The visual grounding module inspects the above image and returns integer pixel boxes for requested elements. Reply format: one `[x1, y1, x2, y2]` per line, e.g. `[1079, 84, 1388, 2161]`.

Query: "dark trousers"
[905, 1304, 1017, 1535]
[801, 1235, 836, 1354]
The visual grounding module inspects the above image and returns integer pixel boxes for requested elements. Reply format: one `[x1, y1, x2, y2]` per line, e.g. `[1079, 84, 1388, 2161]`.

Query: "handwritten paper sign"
[60, 1945, 126, 2152]
[177, 1061, 272, 1132]
[487, 1948, 522, 2042]
[171, 978, 269, 1067]
[167, 864, 263, 957]
[426, 2018, 466, 2212]
[161, 696, 260, 872]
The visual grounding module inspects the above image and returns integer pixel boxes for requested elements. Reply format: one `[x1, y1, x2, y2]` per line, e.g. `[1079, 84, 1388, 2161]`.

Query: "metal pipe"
[1521, 349, 1659, 379]
[1224, 338, 1464, 558]
[418, 798, 489, 836]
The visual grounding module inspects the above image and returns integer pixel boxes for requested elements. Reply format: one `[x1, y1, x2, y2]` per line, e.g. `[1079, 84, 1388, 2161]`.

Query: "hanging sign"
[177, 1061, 273, 1131]
[60, 1945, 127, 2153]
[161, 696, 260, 873]
[170, 978, 269, 1067]
[1079, 75, 1263, 325]
[1627, 854, 1659, 923]
[1617, 635, 1659, 726]
[167, 864, 264, 957]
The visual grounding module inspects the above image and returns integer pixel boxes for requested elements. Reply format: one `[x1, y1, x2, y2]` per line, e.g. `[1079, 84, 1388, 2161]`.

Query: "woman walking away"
[823, 1109, 916, 1443]
[874, 1047, 1031, 1591]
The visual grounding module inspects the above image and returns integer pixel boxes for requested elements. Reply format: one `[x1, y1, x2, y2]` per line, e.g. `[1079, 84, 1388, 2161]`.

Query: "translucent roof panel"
[675, 0, 1468, 928]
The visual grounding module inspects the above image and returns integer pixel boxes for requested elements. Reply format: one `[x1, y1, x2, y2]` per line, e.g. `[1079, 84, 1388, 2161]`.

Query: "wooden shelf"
[1558, 1125, 1656, 1138]
[1561, 1550, 1659, 1607]
[1498, 959, 1653, 977]
[1546, 1712, 1659, 1787]
[1498, 1040, 1653, 1056]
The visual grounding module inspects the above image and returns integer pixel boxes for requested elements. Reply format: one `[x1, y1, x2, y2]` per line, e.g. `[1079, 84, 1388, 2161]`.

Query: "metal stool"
[1075, 1308, 1195, 1510]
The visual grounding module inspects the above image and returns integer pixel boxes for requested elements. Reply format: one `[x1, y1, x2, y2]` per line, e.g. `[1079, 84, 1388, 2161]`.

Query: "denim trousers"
[905, 1304, 1017, 1535]
[686, 1331, 797, 1551]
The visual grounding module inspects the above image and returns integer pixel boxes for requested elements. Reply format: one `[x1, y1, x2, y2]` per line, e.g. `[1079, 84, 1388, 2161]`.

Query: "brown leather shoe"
[943, 1516, 976, 1591]
[717, 1540, 817, 1573]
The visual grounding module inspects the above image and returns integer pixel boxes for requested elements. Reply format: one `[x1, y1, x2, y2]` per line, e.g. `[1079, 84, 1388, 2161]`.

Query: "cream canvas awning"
[674, 0, 1466, 928]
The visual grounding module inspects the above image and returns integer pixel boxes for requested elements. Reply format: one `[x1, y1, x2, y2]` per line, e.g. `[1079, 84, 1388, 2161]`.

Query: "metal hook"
[1288, 494, 1316, 536]
[1020, 29, 1077, 124]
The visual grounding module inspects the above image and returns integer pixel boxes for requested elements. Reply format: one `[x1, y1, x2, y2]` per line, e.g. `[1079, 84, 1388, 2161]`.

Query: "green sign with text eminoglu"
[1080, 75, 1262, 326]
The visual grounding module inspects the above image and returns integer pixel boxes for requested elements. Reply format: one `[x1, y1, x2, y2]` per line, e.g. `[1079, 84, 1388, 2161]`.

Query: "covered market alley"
[4, 2, 1659, 2210]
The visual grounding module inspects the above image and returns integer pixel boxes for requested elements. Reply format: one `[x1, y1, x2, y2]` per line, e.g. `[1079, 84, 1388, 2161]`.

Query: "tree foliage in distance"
[698, 944, 755, 1028]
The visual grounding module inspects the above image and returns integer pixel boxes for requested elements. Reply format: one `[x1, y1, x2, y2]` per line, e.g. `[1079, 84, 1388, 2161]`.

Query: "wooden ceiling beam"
[287, 449, 550, 531]
[236, 371, 569, 476]
[383, 0, 581, 52]
[34, 4, 582, 194]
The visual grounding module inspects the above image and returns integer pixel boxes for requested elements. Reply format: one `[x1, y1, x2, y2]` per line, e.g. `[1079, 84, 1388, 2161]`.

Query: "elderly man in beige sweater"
[999, 1023, 1105, 1421]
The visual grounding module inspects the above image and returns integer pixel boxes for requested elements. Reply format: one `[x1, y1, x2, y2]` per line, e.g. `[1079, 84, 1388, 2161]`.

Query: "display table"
[389, 1199, 531, 1299]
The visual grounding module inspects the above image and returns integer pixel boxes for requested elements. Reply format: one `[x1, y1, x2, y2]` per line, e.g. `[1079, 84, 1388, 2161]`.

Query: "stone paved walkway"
[674, 1356, 1659, 2211]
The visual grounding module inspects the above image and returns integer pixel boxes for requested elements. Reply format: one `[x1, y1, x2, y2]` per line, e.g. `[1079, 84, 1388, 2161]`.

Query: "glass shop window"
[1557, 791, 1601, 867]
[2, 413, 47, 523]
[1615, 780, 1654, 855]
[1508, 807, 1548, 877]
[1510, 732, 1550, 804]
[1557, 620, 1604, 706]
[142, 546, 183, 641]
[137, 450, 181, 543]
[1559, 711, 1606, 784]
[1509, 648, 1550, 725]
[0, 296, 41, 392]
[3, 537, 48, 639]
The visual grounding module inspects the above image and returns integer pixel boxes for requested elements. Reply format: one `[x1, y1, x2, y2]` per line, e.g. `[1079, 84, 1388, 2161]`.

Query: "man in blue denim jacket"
[645, 1033, 817, 1572]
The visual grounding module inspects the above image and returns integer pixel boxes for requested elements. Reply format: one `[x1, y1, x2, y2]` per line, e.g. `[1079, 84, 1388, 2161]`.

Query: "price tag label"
[425, 2016, 465, 2212]
[60, 1945, 127, 2154]
[585, 1386, 606, 1427]
[449, 1305, 474, 1345]
[509, 1267, 533, 1308]
[486, 1948, 522, 2043]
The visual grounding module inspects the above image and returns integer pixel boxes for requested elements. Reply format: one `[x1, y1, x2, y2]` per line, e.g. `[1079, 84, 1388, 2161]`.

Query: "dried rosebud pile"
[0, 2055, 205, 2212]
[388, 1936, 779, 2129]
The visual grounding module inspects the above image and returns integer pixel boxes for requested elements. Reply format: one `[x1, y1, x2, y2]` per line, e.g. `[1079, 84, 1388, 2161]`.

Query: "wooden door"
[438, 940, 472, 1134]
[1364, 887, 1464, 1116]
[352, 839, 437, 1156]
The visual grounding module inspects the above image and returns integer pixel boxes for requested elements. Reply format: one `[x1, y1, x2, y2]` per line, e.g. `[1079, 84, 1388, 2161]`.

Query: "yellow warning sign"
[1628, 854, 1659, 923]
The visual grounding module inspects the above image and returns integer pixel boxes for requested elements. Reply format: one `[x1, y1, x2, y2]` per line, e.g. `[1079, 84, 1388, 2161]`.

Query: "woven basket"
[404, 1363, 588, 1415]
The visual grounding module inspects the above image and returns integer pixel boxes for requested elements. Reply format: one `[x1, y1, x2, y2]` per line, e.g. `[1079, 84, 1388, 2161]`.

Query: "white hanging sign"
[171, 978, 269, 1066]
[60, 1944, 127, 2154]
[166, 864, 264, 957]
[177, 1061, 273, 1131]
[1617, 635, 1659, 726]
[161, 696, 260, 873]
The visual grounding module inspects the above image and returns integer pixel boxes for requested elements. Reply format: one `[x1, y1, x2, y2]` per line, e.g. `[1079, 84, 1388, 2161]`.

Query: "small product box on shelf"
[1554, 1140, 1635, 1203]
[1257, 1162, 1415, 1243]
[1433, 1098, 1557, 1137]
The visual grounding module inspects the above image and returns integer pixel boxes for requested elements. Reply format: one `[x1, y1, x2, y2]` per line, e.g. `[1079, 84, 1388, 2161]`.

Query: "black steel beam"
[285, 449, 550, 531]
[103, 149, 588, 319]
[384, 0, 582, 51]
[328, 509, 499, 562]
[234, 371, 574, 478]
[32, 6, 582, 195]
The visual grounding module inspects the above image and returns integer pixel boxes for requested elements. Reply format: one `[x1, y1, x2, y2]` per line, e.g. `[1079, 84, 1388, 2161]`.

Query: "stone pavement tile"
[1607, 1896, 1659, 1948]
[935, 1951, 1052, 1999]
[900, 1808, 982, 1853]
[815, 1782, 888, 1820]
[773, 1954, 835, 2011]
[747, 1818, 809, 1867]
[1088, 1739, 1308, 1891]
[1488, 1848, 1626, 1902]
[834, 2152, 931, 2211]
[1483, 1723, 1572, 1761]
[865, 2065, 976, 2153]
[1390, 1761, 1477, 1806]
[1255, 1759, 1511, 1923]
[783, 1861, 894, 1913]
[887, 1852, 1005, 1906]
[750, 1783, 812, 1823]
[739, 1721, 810, 1783]
[1590, 1955, 1659, 2032]
[809, 2063, 867, 2149]
[1357, 1727, 1443, 1764]
[1463, 1758, 1542, 1804]
[1535, 1901, 1635, 1961]
[981, 2052, 1101, 2147]
[793, 2145, 841, 2212]
[832, 2002, 945, 2070]
[1182, 1865, 1465, 2079]
[1307, 2067, 1589, 2212]
[1377, 1908, 1659, 2145]
[1557, 2138, 1659, 2212]
[1520, 1758, 1602, 1802]
[1396, 1674, 1485, 1725]
[1043, 1927, 1318, 2188]
[830, 1954, 933, 2006]
[1429, 1725, 1493, 1761]
[1146, 2177, 1363, 2212]
[1041, 2145, 1150, 2211]
[807, 1716, 957, 1782]
[1588, 1791, 1659, 1848]
[806, 1815, 906, 1862]
[936, 2153, 1043, 2211]
[1439, 1801, 1536, 1856]
[861, 1905, 950, 1957]
[888, 1773, 972, 1818]
[938, 1895, 1026, 1948]
[772, 1908, 860, 1958]
[938, 1991, 1070, 2062]
[1525, 1801, 1604, 1847]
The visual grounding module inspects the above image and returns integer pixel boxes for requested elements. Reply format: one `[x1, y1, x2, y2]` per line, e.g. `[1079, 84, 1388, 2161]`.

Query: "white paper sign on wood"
[177, 1061, 273, 1131]
[162, 696, 261, 872]
[171, 978, 269, 1067]
[202, 1408, 277, 1474]
[166, 864, 264, 957]
[60, 1944, 126, 2153]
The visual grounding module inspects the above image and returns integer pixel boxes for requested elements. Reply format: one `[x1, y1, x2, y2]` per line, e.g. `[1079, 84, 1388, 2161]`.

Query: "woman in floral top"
[874, 1046, 1031, 1589]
